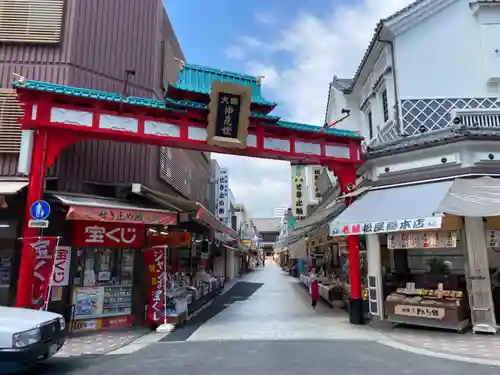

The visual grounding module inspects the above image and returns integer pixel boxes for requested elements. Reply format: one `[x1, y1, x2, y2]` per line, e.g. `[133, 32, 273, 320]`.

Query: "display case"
[102, 285, 133, 315]
[385, 288, 470, 332]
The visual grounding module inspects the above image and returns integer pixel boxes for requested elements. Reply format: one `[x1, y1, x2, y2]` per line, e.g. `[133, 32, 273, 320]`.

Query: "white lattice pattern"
[401, 97, 500, 135]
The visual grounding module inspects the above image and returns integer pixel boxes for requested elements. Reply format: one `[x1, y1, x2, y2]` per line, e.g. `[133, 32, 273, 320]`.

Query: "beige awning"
[289, 237, 307, 259]
[437, 177, 500, 217]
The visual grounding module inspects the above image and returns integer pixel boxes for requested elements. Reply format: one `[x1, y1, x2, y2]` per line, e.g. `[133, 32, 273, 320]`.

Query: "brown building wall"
[0, 0, 212, 205]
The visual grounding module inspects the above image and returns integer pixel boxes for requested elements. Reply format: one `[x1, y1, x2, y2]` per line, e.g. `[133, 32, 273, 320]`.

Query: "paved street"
[29, 262, 500, 374]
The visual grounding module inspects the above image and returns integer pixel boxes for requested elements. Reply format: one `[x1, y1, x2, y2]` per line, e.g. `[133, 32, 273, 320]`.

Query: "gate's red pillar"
[326, 163, 363, 325]
[15, 129, 49, 308]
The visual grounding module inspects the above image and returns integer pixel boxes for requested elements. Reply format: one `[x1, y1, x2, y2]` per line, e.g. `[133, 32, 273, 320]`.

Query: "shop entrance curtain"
[437, 177, 500, 217]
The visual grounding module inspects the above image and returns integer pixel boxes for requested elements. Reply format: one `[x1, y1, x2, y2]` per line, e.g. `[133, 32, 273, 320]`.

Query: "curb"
[105, 330, 169, 355]
[374, 333, 500, 367]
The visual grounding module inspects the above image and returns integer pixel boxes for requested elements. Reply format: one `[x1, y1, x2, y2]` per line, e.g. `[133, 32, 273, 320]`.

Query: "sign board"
[394, 304, 445, 320]
[30, 200, 50, 220]
[51, 246, 71, 287]
[217, 168, 229, 221]
[387, 231, 458, 249]
[291, 165, 307, 218]
[28, 219, 49, 228]
[207, 81, 251, 149]
[72, 221, 145, 248]
[330, 216, 443, 236]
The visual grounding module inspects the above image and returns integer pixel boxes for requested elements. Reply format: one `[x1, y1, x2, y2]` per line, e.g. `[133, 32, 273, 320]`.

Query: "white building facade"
[323, 0, 500, 333]
[326, 0, 500, 146]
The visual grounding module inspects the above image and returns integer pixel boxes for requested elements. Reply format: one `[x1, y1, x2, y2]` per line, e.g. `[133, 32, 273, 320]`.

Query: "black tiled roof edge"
[364, 127, 500, 159]
[331, 0, 425, 94]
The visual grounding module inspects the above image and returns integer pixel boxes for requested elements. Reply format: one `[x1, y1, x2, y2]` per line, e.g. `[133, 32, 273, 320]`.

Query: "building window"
[381, 89, 389, 123]
[0, 0, 64, 43]
[0, 89, 23, 153]
[367, 111, 373, 140]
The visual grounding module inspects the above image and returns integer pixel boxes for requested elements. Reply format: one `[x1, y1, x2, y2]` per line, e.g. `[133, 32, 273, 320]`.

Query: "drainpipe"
[377, 37, 402, 134]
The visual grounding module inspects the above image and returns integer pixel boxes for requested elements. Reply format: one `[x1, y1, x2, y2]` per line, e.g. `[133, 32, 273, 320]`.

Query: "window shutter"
[0, 0, 64, 43]
[0, 89, 23, 152]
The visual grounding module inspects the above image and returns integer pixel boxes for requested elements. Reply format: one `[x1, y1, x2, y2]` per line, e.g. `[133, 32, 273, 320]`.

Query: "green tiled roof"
[275, 121, 363, 138]
[12, 79, 178, 110]
[12, 79, 362, 139]
[170, 63, 276, 107]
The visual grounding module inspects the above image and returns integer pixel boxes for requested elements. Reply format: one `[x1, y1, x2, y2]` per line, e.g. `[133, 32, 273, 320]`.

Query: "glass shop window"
[73, 248, 135, 287]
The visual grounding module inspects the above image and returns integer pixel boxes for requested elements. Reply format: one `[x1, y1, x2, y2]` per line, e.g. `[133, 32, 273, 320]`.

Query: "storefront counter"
[385, 288, 470, 332]
[319, 282, 344, 306]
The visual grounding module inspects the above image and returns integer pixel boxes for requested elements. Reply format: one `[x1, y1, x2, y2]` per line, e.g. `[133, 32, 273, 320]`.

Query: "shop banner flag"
[144, 247, 168, 324]
[23, 237, 58, 309]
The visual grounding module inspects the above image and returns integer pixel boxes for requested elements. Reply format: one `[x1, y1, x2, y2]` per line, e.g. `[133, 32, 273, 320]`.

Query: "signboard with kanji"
[291, 165, 308, 218]
[72, 221, 145, 248]
[217, 168, 229, 221]
[330, 216, 443, 236]
[207, 81, 251, 149]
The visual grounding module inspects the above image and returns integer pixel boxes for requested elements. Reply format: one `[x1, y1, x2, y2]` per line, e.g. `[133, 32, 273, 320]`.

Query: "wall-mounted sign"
[66, 206, 177, 225]
[72, 221, 145, 248]
[387, 231, 458, 249]
[217, 168, 229, 221]
[291, 165, 307, 219]
[207, 81, 251, 149]
[330, 216, 443, 236]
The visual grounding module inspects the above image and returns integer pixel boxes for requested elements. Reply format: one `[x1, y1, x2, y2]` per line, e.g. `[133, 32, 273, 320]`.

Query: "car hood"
[0, 306, 61, 334]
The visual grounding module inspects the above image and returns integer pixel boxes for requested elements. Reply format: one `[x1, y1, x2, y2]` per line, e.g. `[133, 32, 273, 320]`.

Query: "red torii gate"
[13, 63, 365, 323]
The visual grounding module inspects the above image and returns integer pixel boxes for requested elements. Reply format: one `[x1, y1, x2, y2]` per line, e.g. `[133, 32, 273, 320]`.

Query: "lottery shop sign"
[144, 247, 167, 324]
[72, 221, 145, 248]
[25, 237, 58, 309]
[330, 216, 443, 236]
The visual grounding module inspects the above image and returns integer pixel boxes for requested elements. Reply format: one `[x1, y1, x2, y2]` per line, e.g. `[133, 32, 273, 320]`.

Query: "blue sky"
[164, 0, 413, 217]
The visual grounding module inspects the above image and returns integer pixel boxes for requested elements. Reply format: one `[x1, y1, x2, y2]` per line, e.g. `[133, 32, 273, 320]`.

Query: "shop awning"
[436, 177, 500, 217]
[289, 237, 307, 259]
[132, 184, 239, 241]
[289, 186, 370, 241]
[51, 193, 178, 225]
[329, 181, 454, 236]
[0, 179, 28, 194]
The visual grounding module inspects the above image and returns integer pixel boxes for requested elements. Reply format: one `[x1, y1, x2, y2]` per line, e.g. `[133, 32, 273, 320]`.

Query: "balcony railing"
[365, 107, 500, 151]
[450, 108, 500, 129]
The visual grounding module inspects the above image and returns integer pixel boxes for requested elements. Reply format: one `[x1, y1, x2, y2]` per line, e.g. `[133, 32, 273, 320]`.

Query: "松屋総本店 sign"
[329, 216, 443, 236]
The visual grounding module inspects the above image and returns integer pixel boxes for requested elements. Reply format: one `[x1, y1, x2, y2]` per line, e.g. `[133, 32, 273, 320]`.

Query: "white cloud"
[254, 11, 278, 25]
[220, 0, 414, 216]
[213, 154, 290, 218]
[242, 0, 415, 124]
[225, 45, 245, 60]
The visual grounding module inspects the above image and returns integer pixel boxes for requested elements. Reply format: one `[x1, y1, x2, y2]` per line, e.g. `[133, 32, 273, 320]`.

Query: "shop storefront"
[329, 180, 474, 331]
[47, 193, 178, 332]
[70, 221, 141, 332]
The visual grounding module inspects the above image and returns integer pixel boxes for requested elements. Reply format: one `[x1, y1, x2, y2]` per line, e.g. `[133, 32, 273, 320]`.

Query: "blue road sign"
[30, 200, 51, 220]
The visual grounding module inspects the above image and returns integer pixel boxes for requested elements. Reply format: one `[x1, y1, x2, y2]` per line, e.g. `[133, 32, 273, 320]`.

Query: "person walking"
[309, 269, 320, 310]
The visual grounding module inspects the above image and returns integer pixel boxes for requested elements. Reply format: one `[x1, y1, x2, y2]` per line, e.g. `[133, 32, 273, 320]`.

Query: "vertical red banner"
[144, 247, 167, 324]
[24, 237, 58, 309]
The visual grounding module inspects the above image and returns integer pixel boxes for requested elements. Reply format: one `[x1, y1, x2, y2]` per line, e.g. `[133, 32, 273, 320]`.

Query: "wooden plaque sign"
[207, 81, 251, 149]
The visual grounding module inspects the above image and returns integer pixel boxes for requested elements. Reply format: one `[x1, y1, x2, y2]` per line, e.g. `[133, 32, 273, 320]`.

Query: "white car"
[0, 306, 66, 373]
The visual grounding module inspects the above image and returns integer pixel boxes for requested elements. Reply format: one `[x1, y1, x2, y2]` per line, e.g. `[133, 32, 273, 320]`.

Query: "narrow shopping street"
[31, 262, 500, 375]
